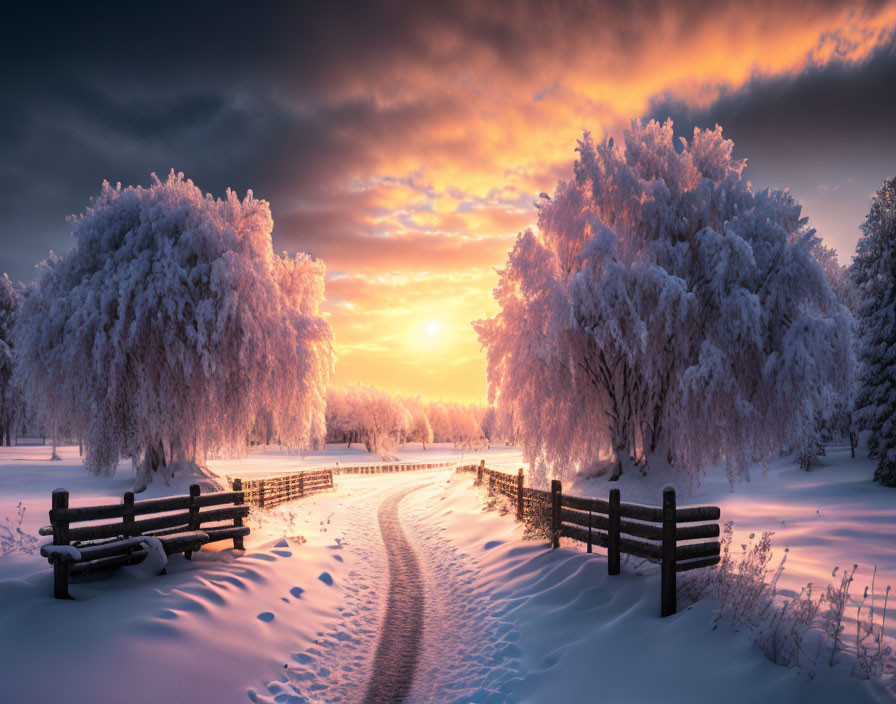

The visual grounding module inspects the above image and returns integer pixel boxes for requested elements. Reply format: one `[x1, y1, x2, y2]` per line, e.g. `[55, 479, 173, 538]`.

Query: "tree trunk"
[609, 449, 625, 481]
[50, 425, 61, 461]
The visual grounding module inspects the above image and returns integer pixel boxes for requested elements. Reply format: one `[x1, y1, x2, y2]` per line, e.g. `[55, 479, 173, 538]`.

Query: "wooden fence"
[237, 469, 334, 509]
[235, 460, 459, 509]
[333, 460, 458, 475]
[472, 462, 721, 616]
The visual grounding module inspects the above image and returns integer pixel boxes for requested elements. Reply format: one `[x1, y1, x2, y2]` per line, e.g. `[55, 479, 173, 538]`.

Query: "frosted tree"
[852, 177, 896, 485]
[475, 121, 853, 485]
[15, 172, 334, 490]
[795, 242, 860, 466]
[326, 385, 411, 454]
[326, 387, 355, 447]
[0, 274, 22, 446]
[402, 396, 433, 449]
[349, 385, 410, 454]
[481, 407, 499, 447]
[427, 401, 485, 449]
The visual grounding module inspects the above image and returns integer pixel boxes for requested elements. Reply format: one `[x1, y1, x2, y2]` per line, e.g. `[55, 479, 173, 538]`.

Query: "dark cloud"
[648, 43, 896, 259]
[0, 1, 893, 277]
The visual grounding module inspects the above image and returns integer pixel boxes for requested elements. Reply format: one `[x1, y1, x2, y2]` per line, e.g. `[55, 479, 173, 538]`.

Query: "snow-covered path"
[261, 473, 523, 704]
[364, 486, 426, 703]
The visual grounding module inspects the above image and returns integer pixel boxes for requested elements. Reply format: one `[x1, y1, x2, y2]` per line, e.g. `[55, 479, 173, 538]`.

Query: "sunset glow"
[2, 4, 896, 702]
[2, 2, 895, 403]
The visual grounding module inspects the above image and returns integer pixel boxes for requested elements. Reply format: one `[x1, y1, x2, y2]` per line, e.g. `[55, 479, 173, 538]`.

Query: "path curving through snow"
[255, 472, 522, 704]
[363, 486, 426, 703]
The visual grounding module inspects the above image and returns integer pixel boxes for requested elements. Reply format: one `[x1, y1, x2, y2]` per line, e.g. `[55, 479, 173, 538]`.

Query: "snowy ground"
[0, 443, 893, 702]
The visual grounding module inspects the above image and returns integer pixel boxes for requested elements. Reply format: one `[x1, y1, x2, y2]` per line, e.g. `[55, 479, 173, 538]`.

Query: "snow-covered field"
[0, 443, 893, 702]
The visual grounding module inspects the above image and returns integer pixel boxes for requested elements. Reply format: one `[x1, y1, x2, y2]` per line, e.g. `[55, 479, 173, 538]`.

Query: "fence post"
[608, 488, 620, 575]
[232, 478, 245, 550]
[587, 509, 593, 553]
[328, 468, 333, 489]
[185, 484, 201, 560]
[259, 480, 266, 509]
[476, 459, 484, 486]
[551, 479, 562, 549]
[488, 472, 495, 496]
[516, 468, 524, 520]
[51, 488, 71, 599]
[661, 487, 677, 617]
[298, 471, 305, 497]
[122, 491, 135, 537]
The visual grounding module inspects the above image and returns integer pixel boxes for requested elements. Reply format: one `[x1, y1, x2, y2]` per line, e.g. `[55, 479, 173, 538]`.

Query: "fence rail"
[333, 460, 458, 475]
[235, 460, 461, 509]
[238, 469, 334, 509]
[472, 461, 721, 616]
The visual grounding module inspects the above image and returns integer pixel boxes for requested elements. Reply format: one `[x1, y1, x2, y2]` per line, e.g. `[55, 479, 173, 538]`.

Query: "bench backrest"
[41, 482, 248, 544]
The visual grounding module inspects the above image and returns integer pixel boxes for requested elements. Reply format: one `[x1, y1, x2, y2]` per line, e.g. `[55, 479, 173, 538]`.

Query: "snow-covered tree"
[402, 396, 434, 449]
[481, 406, 499, 447]
[0, 274, 22, 446]
[325, 387, 355, 447]
[427, 401, 485, 449]
[794, 242, 860, 467]
[363, 387, 411, 453]
[325, 385, 412, 454]
[475, 120, 853, 485]
[14, 172, 333, 490]
[852, 177, 896, 485]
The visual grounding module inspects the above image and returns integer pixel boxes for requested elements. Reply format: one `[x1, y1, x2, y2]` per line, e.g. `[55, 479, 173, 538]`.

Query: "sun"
[424, 320, 440, 338]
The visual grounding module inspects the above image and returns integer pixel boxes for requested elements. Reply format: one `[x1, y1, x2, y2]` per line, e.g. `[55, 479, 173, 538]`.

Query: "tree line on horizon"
[323, 385, 510, 454]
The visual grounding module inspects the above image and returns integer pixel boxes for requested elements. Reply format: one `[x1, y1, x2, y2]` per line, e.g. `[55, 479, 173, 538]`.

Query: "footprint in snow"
[257, 612, 275, 622]
[274, 538, 289, 548]
[318, 572, 334, 586]
[290, 586, 305, 599]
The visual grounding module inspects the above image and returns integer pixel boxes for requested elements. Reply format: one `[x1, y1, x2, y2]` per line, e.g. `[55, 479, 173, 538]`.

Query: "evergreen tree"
[852, 177, 896, 485]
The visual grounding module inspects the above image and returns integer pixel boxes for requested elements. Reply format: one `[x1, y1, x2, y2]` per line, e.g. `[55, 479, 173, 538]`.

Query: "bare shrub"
[0, 503, 39, 556]
[853, 568, 893, 680]
[692, 524, 895, 681]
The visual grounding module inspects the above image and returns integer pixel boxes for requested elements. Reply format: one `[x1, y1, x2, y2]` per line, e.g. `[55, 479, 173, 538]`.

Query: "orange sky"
[3, 1, 895, 404]
[313, 2, 896, 402]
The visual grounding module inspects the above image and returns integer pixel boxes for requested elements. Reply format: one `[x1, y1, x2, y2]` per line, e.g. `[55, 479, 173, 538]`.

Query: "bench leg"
[53, 561, 72, 600]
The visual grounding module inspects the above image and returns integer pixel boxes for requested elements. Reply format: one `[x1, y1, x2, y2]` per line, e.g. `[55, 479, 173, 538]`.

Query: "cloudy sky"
[2, 1, 895, 402]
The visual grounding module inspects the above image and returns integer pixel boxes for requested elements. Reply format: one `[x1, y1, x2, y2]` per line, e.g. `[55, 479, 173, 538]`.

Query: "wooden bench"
[39, 479, 250, 599]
